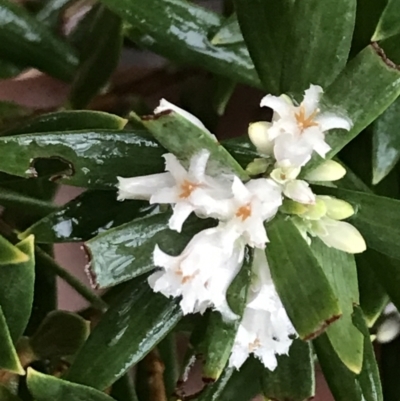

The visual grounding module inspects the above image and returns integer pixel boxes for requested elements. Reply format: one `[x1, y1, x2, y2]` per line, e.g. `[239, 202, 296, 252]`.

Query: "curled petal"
[260, 94, 293, 118]
[163, 153, 188, 182]
[117, 172, 174, 200]
[169, 202, 195, 232]
[317, 112, 352, 132]
[302, 84, 323, 116]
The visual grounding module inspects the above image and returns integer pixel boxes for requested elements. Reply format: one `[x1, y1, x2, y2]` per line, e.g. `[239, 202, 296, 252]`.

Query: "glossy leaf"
[0, 385, 22, 401]
[281, 0, 356, 95]
[66, 276, 182, 390]
[372, 97, 400, 184]
[142, 112, 249, 181]
[110, 374, 139, 401]
[2, 111, 127, 136]
[69, 6, 123, 109]
[0, 305, 23, 374]
[211, 14, 243, 46]
[311, 240, 363, 373]
[115, 0, 260, 87]
[196, 358, 262, 401]
[357, 250, 389, 326]
[36, 0, 71, 28]
[0, 236, 35, 342]
[29, 311, 90, 359]
[0, 130, 165, 189]
[20, 191, 151, 243]
[201, 249, 253, 381]
[373, 0, 400, 41]
[0, 235, 28, 265]
[315, 186, 400, 261]
[266, 216, 341, 340]
[305, 44, 400, 172]
[222, 137, 260, 169]
[158, 334, 179, 397]
[0, 0, 78, 81]
[27, 369, 116, 401]
[234, 0, 293, 94]
[261, 340, 315, 401]
[86, 212, 215, 288]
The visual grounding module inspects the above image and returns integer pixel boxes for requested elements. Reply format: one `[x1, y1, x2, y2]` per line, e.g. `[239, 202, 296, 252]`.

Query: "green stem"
[35, 246, 107, 312]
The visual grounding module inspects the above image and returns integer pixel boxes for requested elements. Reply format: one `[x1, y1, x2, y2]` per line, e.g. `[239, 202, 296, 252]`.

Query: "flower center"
[295, 105, 319, 131]
[236, 204, 252, 221]
[248, 337, 261, 352]
[176, 267, 194, 284]
[179, 180, 198, 199]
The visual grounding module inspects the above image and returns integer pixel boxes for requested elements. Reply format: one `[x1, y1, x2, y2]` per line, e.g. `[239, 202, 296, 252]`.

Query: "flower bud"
[280, 199, 309, 215]
[376, 317, 400, 344]
[319, 196, 355, 220]
[302, 198, 327, 220]
[246, 158, 269, 176]
[248, 121, 274, 155]
[304, 160, 346, 182]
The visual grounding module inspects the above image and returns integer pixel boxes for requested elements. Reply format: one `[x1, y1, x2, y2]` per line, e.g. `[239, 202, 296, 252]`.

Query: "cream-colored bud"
[304, 160, 346, 182]
[376, 317, 400, 344]
[319, 196, 355, 220]
[302, 198, 327, 220]
[248, 121, 274, 155]
[246, 158, 269, 176]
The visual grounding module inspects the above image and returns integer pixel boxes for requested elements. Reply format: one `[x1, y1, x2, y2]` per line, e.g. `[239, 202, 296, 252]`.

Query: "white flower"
[149, 227, 245, 319]
[229, 249, 295, 370]
[220, 177, 283, 248]
[259, 85, 352, 167]
[154, 99, 217, 140]
[118, 150, 231, 233]
[270, 161, 315, 205]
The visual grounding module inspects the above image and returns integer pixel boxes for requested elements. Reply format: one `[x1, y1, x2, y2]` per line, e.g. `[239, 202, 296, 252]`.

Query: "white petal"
[317, 218, 367, 253]
[231, 176, 251, 204]
[317, 113, 352, 132]
[302, 127, 331, 158]
[153, 244, 178, 270]
[117, 173, 173, 200]
[248, 121, 274, 155]
[163, 153, 188, 182]
[274, 133, 312, 167]
[150, 186, 179, 205]
[188, 149, 210, 182]
[283, 180, 316, 205]
[169, 202, 194, 232]
[155, 99, 216, 140]
[304, 160, 346, 182]
[302, 84, 323, 115]
[260, 95, 293, 118]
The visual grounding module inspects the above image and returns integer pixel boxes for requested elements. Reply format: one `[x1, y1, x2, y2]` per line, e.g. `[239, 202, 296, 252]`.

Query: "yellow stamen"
[248, 338, 261, 352]
[179, 180, 198, 199]
[236, 204, 252, 221]
[295, 104, 319, 130]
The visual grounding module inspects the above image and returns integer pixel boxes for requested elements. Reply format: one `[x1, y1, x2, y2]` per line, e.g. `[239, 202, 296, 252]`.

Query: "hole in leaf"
[29, 157, 75, 181]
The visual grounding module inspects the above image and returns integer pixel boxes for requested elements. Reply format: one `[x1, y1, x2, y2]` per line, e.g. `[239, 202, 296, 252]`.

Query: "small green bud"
[302, 198, 327, 220]
[246, 158, 269, 176]
[319, 196, 354, 220]
[280, 199, 309, 215]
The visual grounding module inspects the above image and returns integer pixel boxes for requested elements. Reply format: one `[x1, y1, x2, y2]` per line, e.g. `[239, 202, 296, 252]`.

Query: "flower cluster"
[117, 86, 366, 371]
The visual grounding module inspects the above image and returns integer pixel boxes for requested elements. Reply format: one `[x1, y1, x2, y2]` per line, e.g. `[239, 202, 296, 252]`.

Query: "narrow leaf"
[0, 235, 28, 265]
[86, 212, 214, 288]
[210, 14, 243, 46]
[261, 340, 315, 401]
[266, 216, 341, 340]
[66, 277, 182, 390]
[373, 0, 400, 41]
[0, 0, 78, 81]
[27, 369, 116, 401]
[142, 112, 249, 181]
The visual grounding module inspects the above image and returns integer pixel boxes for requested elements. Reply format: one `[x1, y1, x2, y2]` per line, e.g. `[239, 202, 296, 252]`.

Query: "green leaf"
[27, 369, 116, 401]
[29, 311, 90, 359]
[0, 305, 23, 374]
[0, 385, 22, 401]
[0, 130, 165, 189]
[210, 14, 243, 46]
[36, 0, 72, 29]
[86, 212, 214, 288]
[373, 0, 400, 41]
[314, 186, 400, 261]
[212, 76, 236, 117]
[311, 240, 364, 374]
[305, 44, 400, 172]
[261, 340, 315, 401]
[314, 308, 382, 401]
[201, 249, 253, 381]
[357, 250, 389, 326]
[0, 235, 28, 265]
[281, 0, 356, 95]
[0, 0, 78, 81]
[266, 216, 341, 340]
[233, 0, 293, 94]
[66, 277, 182, 390]
[142, 111, 249, 181]
[222, 137, 260, 169]
[0, 236, 35, 342]
[0, 101, 32, 129]
[372, 97, 400, 184]
[115, 0, 260, 87]
[158, 334, 179, 397]
[196, 358, 262, 401]
[110, 374, 139, 401]
[69, 6, 123, 109]
[2, 111, 127, 136]
[20, 191, 151, 243]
